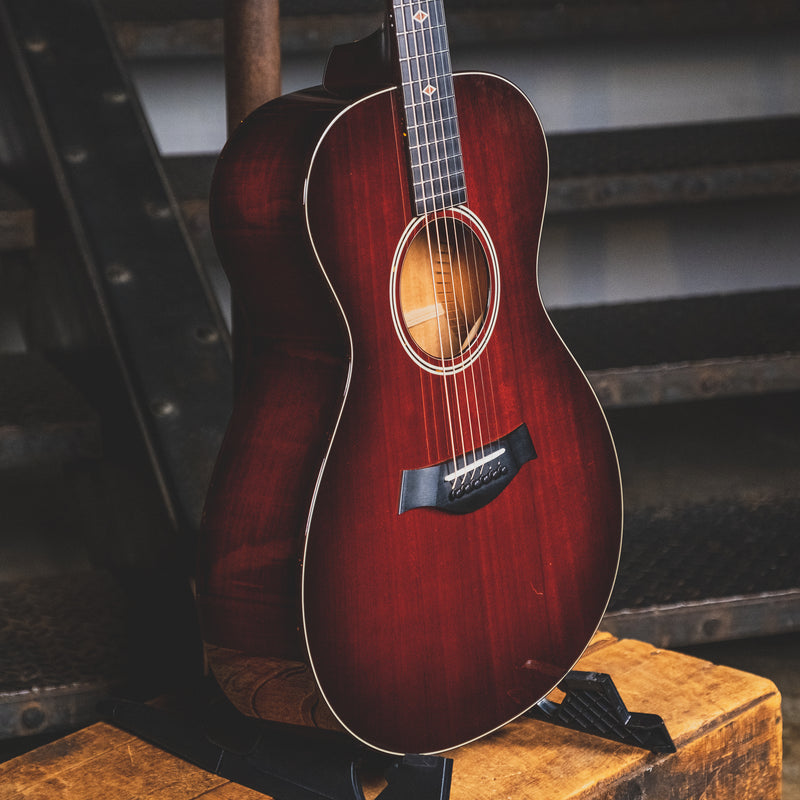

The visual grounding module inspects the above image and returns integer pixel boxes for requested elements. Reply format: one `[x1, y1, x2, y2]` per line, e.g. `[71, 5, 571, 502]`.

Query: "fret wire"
[403, 93, 457, 109]
[404, 100, 458, 121]
[412, 168, 465, 183]
[415, 189, 467, 206]
[407, 120, 460, 133]
[396, 23, 447, 34]
[411, 155, 464, 170]
[403, 96, 457, 108]
[405, 114, 458, 134]
[415, 191, 467, 206]
[410, 147, 462, 159]
[409, 142, 463, 157]
[408, 140, 461, 153]
[403, 94, 456, 103]
[404, 114, 457, 131]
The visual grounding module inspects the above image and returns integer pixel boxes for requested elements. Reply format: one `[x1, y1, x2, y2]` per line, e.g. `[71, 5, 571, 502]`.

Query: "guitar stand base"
[378, 755, 453, 800]
[100, 670, 673, 800]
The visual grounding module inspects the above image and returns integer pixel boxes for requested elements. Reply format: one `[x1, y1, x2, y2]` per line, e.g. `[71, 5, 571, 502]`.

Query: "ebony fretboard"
[392, 0, 467, 215]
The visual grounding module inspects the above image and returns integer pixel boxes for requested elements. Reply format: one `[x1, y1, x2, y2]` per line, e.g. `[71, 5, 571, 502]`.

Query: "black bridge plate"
[399, 424, 536, 515]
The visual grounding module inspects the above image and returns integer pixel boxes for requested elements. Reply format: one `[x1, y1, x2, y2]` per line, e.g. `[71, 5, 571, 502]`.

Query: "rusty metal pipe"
[223, 0, 281, 134]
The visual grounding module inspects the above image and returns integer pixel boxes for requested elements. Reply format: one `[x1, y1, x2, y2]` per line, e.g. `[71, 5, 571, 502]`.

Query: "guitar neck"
[390, 0, 467, 215]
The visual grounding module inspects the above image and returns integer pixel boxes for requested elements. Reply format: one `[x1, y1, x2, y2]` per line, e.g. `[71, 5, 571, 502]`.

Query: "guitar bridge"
[399, 424, 537, 515]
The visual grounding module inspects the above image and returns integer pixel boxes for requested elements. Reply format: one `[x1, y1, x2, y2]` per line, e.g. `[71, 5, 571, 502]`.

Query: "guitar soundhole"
[392, 212, 497, 373]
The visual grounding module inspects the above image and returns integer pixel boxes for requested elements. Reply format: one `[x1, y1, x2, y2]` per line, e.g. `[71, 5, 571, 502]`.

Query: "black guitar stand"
[527, 670, 676, 755]
[101, 670, 673, 800]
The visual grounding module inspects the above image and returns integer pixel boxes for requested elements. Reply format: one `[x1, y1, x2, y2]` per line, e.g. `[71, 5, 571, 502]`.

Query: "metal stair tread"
[0, 180, 35, 252]
[0, 353, 102, 468]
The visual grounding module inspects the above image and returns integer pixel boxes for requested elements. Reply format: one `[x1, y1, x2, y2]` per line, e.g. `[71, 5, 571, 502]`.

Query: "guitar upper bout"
[323, 23, 396, 98]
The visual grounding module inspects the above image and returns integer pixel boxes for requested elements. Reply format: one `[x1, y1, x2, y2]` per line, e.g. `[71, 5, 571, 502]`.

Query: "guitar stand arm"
[376, 671, 675, 800]
[528, 670, 676, 754]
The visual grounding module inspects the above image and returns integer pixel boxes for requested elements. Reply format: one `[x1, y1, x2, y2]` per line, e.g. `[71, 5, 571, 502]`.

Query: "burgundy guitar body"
[198, 5, 622, 757]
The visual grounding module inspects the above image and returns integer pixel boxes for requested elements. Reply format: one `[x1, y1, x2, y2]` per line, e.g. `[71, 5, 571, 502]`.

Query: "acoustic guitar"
[197, 0, 622, 756]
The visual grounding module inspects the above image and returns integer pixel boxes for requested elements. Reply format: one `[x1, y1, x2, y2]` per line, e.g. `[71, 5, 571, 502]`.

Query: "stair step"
[604, 389, 800, 644]
[105, 0, 800, 57]
[551, 288, 800, 406]
[164, 111, 800, 220]
[547, 116, 800, 212]
[0, 570, 127, 739]
[162, 152, 799, 406]
[0, 181, 35, 252]
[0, 566, 201, 741]
[0, 353, 101, 469]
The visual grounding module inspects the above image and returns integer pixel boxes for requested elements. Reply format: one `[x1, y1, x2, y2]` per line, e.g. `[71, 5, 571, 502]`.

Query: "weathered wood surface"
[0, 722, 265, 799]
[426, 632, 783, 800]
[0, 633, 782, 799]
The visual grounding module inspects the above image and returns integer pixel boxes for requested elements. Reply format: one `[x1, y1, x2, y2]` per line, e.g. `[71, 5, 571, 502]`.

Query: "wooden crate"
[0, 633, 781, 800]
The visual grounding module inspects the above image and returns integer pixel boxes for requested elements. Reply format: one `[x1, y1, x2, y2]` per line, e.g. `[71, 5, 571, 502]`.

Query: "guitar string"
[400, 1, 461, 476]
[404, 4, 467, 487]
[434, 12, 493, 482]
[422, 7, 470, 480]
[414, 0, 491, 485]
[425, 207, 463, 470]
[437, 0, 503, 478]
[455, 115, 499, 473]
[468, 221, 501, 457]
[437, 207, 480, 484]
[424, 4, 487, 483]
[404, 0, 470, 484]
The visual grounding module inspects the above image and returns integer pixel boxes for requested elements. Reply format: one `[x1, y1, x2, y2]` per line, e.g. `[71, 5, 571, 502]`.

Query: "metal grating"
[610, 499, 800, 612]
[0, 572, 127, 739]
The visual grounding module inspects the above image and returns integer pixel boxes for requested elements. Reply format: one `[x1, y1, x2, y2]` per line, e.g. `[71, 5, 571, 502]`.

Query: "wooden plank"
[0, 634, 781, 799]
[369, 632, 783, 799]
[0, 722, 255, 799]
